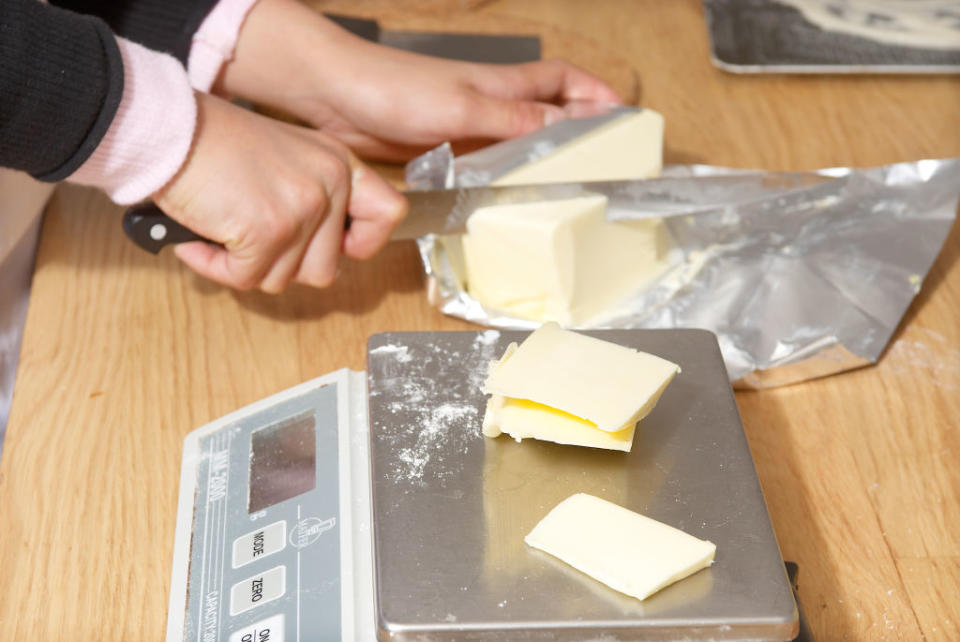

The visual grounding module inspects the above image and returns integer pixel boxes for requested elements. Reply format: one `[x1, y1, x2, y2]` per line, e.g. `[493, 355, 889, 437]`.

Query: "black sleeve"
[50, 0, 221, 63]
[0, 0, 123, 181]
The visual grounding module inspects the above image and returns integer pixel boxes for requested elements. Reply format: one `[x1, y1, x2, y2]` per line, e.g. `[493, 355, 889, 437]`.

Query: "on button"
[229, 613, 284, 642]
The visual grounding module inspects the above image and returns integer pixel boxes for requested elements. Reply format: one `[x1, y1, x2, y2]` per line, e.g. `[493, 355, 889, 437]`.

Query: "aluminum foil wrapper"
[405, 114, 960, 388]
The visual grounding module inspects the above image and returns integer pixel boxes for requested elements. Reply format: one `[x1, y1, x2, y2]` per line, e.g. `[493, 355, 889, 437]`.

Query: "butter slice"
[493, 109, 664, 186]
[483, 323, 679, 438]
[462, 195, 670, 325]
[526, 493, 716, 601]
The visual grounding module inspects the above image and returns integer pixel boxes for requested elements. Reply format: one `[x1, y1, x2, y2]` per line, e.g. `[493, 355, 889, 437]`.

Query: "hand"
[155, 93, 407, 292]
[216, 0, 624, 160]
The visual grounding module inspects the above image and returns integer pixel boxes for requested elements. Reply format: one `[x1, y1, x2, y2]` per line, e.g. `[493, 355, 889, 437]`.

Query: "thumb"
[342, 160, 408, 260]
[461, 95, 567, 140]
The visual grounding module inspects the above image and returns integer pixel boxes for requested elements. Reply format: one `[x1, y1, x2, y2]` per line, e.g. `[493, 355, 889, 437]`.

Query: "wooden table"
[2, 1, 958, 639]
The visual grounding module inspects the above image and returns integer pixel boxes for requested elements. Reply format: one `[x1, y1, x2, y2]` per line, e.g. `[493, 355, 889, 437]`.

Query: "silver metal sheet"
[703, 0, 960, 74]
[366, 329, 798, 641]
[379, 32, 541, 64]
[325, 14, 541, 64]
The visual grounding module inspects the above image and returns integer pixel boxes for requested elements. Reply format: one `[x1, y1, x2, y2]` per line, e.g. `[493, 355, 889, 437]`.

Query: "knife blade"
[122, 174, 835, 254]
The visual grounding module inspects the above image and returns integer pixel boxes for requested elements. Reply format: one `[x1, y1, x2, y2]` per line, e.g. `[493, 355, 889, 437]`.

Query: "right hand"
[154, 93, 408, 293]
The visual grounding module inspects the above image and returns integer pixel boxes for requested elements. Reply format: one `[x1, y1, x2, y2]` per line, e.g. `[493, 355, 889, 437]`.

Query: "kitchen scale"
[167, 329, 804, 641]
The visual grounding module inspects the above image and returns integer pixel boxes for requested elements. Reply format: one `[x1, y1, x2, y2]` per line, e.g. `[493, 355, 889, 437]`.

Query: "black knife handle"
[122, 202, 215, 254]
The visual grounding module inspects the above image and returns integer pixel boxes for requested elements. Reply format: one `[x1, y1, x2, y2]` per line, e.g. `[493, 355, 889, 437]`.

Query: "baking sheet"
[703, 0, 960, 73]
[366, 329, 798, 641]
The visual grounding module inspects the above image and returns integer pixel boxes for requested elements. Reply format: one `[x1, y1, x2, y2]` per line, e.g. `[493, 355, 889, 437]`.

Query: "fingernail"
[563, 100, 620, 119]
[352, 165, 366, 188]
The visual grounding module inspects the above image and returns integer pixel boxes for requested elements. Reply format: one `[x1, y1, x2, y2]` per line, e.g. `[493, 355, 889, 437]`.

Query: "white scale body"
[166, 370, 373, 642]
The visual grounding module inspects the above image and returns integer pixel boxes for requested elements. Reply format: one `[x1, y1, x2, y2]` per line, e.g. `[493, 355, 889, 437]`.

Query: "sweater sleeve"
[67, 37, 197, 205]
[187, 0, 261, 92]
[0, 0, 123, 180]
[49, 0, 220, 64]
[68, 0, 260, 204]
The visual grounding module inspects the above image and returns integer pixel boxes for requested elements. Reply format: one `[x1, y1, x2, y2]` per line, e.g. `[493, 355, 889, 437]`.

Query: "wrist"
[188, 0, 261, 92]
[214, 0, 362, 122]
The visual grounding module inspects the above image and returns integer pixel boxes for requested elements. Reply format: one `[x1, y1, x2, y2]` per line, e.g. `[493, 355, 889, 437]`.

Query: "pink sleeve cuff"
[187, 0, 261, 92]
[68, 37, 197, 205]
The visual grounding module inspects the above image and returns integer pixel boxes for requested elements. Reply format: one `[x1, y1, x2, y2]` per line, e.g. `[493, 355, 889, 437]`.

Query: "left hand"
[214, 0, 624, 161]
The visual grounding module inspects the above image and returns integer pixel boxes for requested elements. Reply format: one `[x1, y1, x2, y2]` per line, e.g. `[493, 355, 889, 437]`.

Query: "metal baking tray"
[366, 329, 799, 640]
[703, 0, 960, 74]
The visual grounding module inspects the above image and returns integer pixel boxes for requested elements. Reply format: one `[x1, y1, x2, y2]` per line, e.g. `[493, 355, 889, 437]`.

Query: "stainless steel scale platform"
[367, 329, 799, 640]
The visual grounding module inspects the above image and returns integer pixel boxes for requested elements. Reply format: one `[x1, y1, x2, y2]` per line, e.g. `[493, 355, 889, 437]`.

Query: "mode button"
[233, 520, 286, 569]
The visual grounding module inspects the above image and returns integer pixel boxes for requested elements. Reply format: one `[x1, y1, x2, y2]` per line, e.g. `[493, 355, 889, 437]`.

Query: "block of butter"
[481, 323, 679, 451]
[462, 195, 671, 326]
[525, 493, 716, 601]
[461, 108, 669, 326]
[492, 109, 664, 186]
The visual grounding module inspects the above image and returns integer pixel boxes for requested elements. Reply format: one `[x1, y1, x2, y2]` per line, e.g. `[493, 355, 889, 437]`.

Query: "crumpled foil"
[404, 114, 960, 388]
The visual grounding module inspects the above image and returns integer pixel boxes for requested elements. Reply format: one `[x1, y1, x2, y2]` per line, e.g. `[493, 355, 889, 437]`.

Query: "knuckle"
[351, 244, 378, 261]
[305, 261, 338, 289]
[260, 279, 288, 295]
[544, 57, 571, 73]
[447, 95, 476, 132]
[323, 156, 350, 188]
[386, 197, 409, 225]
[308, 270, 336, 289]
[289, 179, 328, 217]
[262, 209, 299, 246]
[232, 267, 261, 291]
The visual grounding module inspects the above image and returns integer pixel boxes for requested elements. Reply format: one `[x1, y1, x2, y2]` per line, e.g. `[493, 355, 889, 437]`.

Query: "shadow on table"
[734, 387, 851, 639]
[214, 240, 426, 322]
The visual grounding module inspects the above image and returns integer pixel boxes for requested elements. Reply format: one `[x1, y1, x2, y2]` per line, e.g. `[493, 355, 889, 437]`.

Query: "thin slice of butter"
[462, 195, 671, 325]
[483, 323, 679, 437]
[525, 493, 716, 601]
[493, 109, 664, 186]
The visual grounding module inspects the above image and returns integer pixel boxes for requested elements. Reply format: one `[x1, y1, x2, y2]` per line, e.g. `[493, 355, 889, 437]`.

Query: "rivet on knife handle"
[122, 202, 214, 254]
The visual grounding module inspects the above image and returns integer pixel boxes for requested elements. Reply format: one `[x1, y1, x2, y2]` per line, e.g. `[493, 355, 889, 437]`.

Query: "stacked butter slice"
[482, 322, 678, 452]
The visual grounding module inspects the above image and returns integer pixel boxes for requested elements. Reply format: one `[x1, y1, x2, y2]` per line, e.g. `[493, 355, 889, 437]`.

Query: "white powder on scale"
[369, 331, 502, 485]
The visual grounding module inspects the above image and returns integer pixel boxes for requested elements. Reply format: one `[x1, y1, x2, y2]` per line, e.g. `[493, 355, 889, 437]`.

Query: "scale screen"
[249, 413, 317, 514]
[166, 370, 372, 642]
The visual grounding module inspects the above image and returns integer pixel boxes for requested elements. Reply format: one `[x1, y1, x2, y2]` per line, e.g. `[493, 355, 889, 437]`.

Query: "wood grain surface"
[1, 1, 959, 640]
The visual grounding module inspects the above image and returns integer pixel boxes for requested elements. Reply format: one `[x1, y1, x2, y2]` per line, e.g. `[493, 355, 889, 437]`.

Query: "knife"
[121, 174, 834, 254]
[122, 184, 596, 254]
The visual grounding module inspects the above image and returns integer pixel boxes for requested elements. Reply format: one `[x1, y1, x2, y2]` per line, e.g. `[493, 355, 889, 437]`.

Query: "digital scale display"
[166, 370, 372, 642]
[248, 412, 317, 514]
